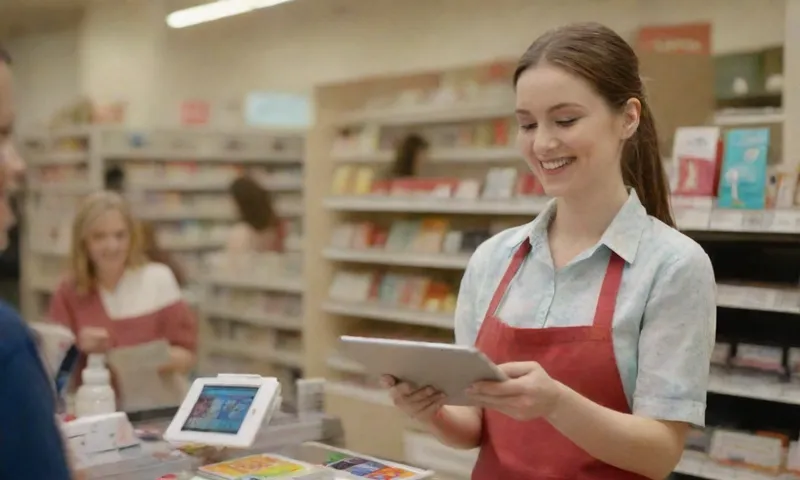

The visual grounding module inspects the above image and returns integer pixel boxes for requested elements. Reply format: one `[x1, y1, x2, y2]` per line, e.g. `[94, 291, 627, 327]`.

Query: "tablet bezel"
[339, 335, 507, 406]
[163, 376, 280, 448]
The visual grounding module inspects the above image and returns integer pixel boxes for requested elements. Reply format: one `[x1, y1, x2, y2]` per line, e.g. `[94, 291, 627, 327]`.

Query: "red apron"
[472, 238, 647, 480]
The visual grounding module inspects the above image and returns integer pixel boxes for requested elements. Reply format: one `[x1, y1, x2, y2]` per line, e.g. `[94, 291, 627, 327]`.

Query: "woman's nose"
[532, 127, 560, 158]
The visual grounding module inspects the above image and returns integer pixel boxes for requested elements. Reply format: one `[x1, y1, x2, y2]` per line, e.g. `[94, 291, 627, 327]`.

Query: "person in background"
[390, 133, 429, 178]
[383, 23, 715, 480]
[48, 191, 197, 392]
[226, 175, 285, 253]
[103, 165, 187, 285]
[0, 43, 75, 480]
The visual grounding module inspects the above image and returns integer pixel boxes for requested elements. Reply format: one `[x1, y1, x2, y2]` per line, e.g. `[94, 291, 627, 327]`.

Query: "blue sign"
[244, 91, 311, 128]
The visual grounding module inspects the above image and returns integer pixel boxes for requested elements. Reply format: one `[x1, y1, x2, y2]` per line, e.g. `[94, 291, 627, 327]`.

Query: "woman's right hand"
[77, 327, 111, 353]
[380, 375, 446, 424]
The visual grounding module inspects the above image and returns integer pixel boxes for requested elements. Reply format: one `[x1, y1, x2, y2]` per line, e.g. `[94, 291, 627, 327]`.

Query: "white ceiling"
[0, 0, 354, 39]
[0, 0, 88, 38]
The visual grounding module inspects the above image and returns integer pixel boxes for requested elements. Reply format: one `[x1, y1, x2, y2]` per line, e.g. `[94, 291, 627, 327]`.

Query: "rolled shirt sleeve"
[632, 244, 717, 427]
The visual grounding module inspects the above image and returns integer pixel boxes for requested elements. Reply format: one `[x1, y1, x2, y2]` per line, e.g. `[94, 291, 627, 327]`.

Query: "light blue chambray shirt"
[454, 190, 717, 427]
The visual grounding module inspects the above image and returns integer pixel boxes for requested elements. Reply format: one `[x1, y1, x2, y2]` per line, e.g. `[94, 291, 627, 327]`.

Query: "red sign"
[636, 23, 711, 55]
[180, 100, 210, 125]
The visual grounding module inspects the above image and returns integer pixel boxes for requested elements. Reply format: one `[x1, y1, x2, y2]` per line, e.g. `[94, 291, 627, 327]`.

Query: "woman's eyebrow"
[515, 103, 583, 116]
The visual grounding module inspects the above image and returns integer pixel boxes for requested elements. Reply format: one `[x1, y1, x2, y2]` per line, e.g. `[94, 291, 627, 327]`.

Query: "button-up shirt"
[455, 190, 716, 426]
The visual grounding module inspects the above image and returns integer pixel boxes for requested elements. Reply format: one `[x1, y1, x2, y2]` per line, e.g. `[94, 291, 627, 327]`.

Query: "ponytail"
[622, 101, 675, 228]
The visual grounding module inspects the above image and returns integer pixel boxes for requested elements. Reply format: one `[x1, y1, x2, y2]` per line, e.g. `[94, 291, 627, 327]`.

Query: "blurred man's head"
[0, 45, 24, 250]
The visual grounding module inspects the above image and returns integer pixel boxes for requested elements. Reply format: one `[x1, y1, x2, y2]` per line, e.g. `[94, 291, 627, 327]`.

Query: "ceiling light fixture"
[166, 0, 295, 29]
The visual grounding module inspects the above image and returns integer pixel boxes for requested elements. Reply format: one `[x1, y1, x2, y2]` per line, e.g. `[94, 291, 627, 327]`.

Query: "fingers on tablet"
[379, 375, 396, 388]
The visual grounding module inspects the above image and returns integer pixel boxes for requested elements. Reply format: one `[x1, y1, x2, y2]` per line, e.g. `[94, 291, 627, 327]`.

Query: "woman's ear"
[621, 98, 641, 140]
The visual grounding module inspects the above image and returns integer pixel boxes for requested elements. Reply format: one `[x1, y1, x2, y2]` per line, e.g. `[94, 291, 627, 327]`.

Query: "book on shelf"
[329, 270, 457, 315]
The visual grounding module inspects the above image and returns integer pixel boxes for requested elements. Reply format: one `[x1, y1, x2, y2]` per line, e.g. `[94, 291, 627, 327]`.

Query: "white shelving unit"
[20, 126, 102, 322]
[304, 34, 800, 474]
[93, 127, 307, 383]
[20, 126, 307, 388]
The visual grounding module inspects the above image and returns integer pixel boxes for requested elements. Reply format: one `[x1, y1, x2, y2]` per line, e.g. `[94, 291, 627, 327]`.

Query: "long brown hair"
[229, 175, 279, 231]
[513, 22, 674, 227]
[139, 220, 186, 286]
[392, 133, 429, 178]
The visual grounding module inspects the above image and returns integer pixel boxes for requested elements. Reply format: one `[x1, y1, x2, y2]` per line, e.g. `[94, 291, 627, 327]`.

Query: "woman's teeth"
[540, 157, 575, 171]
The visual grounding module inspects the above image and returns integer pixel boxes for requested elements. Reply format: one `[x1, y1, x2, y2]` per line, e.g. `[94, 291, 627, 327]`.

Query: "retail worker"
[49, 191, 198, 394]
[0, 45, 75, 479]
[382, 22, 716, 480]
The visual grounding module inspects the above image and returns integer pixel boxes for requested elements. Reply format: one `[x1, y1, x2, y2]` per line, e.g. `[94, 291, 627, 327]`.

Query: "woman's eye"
[519, 123, 537, 131]
[556, 118, 578, 127]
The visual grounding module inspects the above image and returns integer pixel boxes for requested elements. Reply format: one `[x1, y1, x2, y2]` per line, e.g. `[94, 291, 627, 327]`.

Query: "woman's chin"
[540, 182, 571, 199]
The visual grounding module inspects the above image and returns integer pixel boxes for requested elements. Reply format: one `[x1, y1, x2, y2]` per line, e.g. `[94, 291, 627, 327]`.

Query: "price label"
[675, 207, 711, 230]
[740, 211, 769, 232]
[774, 291, 800, 313]
[768, 210, 797, 233]
[741, 287, 775, 309]
[709, 210, 743, 231]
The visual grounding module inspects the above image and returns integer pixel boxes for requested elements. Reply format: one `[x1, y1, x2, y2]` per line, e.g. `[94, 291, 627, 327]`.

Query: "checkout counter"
[67, 408, 344, 479]
[62, 380, 447, 479]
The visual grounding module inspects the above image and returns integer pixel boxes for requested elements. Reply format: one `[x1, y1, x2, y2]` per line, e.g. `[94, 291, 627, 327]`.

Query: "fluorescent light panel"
[166, 0, 295, 29]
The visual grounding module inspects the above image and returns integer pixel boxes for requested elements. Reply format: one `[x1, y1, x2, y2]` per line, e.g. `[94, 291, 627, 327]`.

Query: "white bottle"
[75, 354, 116, 417]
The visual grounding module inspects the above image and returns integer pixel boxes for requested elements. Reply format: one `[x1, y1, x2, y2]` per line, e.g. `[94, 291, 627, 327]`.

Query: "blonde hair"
[69, 191, 146, 294]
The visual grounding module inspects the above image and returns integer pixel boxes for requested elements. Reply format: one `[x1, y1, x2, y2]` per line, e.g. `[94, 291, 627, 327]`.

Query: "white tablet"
[163, 374, 281, 448]
[339, 336, 507, 406]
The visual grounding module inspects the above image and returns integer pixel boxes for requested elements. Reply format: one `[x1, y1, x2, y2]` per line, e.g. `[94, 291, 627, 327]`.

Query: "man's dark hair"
[0, 43, 11, 65]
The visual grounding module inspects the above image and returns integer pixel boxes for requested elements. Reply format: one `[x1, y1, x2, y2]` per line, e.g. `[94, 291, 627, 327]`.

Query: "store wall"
[6, 27, 80, 130]
[5, 0, 788, 128]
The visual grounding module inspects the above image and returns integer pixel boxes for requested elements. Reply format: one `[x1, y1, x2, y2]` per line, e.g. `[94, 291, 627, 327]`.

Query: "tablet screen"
[181, 385, 258, 434]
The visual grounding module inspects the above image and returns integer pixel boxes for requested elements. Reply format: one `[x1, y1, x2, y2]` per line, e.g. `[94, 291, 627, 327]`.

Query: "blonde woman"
[48, 191, 197, 385]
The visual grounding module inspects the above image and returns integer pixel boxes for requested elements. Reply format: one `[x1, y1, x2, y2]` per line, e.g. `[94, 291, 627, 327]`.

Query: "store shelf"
[204, 304, 303, 331]
[323, 248, 471, 270]
[207, 340, 304, 369]
[323, 196, 550, 215]
[326, 353, 365, 374]
[27, 181, 94, 195]
[713, 110, 785, 126]
[305, 49, 800, 469]
[334, 101, 512, 127]
[207, 274, 304, 294]
[323, 301, 453, 329]
[101, 149, 303, 163]
[708, 370, 800, 406]
[331, 147, 518, 164]
[21, 127, 308, 382]
[27, 151, 89, 166]
[675, 450, 797, 480]
[129, 176, 303, 192]
[325, 381, 391, 406]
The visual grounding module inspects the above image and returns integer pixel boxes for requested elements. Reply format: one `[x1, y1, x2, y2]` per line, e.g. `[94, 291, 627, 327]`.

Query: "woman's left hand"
[466, 361, 565, 421]
[158, 346, 195, 374]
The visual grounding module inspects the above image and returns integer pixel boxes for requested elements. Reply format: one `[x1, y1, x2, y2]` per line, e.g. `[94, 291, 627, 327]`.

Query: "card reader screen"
[181, 385, 258, 434]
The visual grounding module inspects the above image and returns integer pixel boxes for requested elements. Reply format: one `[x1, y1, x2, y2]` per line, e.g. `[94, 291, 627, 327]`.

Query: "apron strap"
[486, 238, 532, 317]
[593, 252, 626, 330]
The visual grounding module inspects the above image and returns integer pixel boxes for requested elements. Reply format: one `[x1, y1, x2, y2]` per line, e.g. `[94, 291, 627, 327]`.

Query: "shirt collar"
[503, 189, 649, 264]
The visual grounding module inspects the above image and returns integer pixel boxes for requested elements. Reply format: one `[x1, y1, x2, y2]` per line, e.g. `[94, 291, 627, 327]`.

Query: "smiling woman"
[47, 191, 198, 403]
[382, 22, 716, 480]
